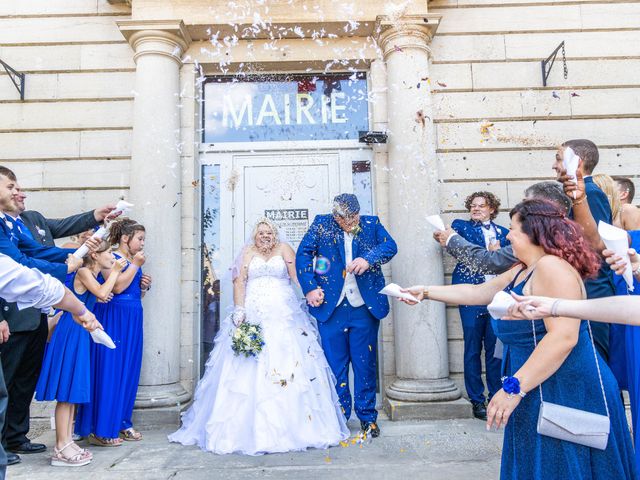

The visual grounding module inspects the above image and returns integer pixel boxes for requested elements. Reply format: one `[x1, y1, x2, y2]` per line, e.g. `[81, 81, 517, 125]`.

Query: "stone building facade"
[1, 0, 639, 421]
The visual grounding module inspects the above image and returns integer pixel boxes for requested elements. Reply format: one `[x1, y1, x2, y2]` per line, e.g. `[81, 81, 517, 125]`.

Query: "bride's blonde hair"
[251, 217, 280, 247]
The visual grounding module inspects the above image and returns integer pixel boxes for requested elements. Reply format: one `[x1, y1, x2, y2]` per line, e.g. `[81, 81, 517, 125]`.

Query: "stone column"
[117, 20, 192, 416]
[377, 15, 466, 420]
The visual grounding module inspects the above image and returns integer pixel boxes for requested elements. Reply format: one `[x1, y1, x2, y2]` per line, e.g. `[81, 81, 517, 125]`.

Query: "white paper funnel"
[598, 221, 634, 291]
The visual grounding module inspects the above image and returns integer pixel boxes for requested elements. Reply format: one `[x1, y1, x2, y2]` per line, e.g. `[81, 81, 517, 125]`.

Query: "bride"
[169, 218, 350, 455]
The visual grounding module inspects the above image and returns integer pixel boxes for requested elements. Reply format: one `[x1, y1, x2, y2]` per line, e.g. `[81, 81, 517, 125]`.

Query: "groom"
[296, 194, 397, 437]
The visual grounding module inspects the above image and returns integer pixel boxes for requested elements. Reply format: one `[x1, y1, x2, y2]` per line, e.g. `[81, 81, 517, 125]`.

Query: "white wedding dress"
[168, 255, 350, 455]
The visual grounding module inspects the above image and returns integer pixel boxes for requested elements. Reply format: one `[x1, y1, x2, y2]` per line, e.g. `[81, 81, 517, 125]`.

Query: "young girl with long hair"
[403, 199, 635, 479]
[36, 242, 126, 467]
[75, 218, 149, 445]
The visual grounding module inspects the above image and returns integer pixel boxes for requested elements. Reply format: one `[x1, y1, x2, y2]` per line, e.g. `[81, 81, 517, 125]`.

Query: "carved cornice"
[376, 14, 441, 60]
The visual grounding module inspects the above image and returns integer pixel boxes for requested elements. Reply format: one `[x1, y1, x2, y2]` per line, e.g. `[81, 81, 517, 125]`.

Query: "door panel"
[232, 151, 350, 254]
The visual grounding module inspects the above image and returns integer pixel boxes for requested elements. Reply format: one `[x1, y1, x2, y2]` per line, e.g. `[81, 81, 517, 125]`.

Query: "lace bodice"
[247, 255, 290, 281]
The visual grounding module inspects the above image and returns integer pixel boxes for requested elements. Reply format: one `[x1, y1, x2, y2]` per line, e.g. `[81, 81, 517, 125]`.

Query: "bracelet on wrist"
[550, 299, 562, 317]
[422, 287, 430, 301]
[76, 306, 88, 317]
[571, 196, 586, 206]
[501, 376, 526, 398]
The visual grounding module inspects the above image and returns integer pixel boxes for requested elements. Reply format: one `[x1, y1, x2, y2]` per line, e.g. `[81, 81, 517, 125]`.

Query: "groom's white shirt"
[336, 232, 365, 308]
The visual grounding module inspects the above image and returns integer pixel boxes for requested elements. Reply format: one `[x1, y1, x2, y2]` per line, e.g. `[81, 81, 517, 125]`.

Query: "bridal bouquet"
[231, 322, 265, 358]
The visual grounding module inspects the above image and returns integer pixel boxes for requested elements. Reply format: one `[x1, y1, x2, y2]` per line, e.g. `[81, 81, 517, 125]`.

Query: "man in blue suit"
[451, 191, 509, 421]
[296, 194, 397, 437]
[0, 166, 88, 466]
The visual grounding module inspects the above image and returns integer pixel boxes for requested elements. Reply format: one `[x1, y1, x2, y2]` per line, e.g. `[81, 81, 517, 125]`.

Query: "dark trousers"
[0, 359, 8, 478]
[0, 315, 48, 448]
[318, 300, 379, 423]
[459, 305, 502, 404]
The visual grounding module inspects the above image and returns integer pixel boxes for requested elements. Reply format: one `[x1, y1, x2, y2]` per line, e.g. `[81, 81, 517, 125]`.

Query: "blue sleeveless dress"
[493, 269, 636, 480]
[35, 273, 97, 404]
[76, 254, 144, 438]
[611, 230, 640, 477]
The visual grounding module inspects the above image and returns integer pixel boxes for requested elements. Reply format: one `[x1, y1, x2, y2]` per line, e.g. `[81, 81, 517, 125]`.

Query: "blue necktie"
[14, 217, 33, 239]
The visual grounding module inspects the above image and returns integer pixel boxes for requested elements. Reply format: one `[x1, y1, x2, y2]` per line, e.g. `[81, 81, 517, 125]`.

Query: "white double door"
[215, 147, 370, 310]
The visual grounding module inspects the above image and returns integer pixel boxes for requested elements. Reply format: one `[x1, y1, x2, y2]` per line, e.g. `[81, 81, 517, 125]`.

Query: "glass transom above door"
[203, 73, 368, 143]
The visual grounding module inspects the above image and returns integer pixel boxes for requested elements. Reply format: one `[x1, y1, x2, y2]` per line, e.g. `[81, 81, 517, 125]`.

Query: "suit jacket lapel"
[21, 216, 41, 243]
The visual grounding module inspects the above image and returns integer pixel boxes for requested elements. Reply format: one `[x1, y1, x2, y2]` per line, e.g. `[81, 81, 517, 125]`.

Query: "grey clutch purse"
[531, 319, 610, 450]
[537, 401, 610, 450]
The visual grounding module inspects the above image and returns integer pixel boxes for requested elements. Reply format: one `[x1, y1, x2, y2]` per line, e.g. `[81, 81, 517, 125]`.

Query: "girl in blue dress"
[76, 218, 149, 446]
[403, 199, 635, 479]
[36, 242, 126, 467]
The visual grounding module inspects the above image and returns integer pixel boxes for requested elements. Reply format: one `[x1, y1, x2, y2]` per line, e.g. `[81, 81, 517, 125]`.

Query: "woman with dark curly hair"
[402, 199, 635, 479]
[450, 191, 510, 420]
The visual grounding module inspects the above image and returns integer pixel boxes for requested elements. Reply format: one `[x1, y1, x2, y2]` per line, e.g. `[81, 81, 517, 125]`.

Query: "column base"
[384, 397, 472, 421]
[386, 377, 461, 402]
[132, 383, 191, 427]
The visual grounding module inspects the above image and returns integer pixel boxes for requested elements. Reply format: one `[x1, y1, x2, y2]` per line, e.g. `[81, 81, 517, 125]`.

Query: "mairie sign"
[203, 75, 369, 143]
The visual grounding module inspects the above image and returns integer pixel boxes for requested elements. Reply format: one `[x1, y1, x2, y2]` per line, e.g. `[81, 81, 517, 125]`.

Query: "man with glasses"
[447, 192, 509, 420]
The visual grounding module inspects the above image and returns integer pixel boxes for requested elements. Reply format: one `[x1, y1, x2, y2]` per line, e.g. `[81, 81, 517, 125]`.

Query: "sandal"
[51, 442, 92, 467]
[71, 442, 93, 459]
[119, 428, 143, 441]
[88, 433, 122, 447]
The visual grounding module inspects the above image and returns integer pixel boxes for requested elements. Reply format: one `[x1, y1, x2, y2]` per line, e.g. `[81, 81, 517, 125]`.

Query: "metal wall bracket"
[541, 41, 568, 87]
[0, 59, 26, 100]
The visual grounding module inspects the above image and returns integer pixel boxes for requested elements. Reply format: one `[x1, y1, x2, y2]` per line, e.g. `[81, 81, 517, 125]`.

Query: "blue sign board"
[203, 74, 369, 143]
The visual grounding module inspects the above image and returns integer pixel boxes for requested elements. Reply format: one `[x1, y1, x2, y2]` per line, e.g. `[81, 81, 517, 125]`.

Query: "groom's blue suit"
[296, 214, 397, 423]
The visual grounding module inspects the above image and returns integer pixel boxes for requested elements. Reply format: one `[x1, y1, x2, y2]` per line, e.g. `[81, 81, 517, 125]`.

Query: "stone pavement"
[9, 417, 503, 480]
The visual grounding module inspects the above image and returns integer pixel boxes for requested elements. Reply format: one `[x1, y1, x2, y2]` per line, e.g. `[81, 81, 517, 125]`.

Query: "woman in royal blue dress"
[495, 242, 640, 480]
[402, 199, 635, 479]
[36, 242, 126, 467]
[76, 218, 149, 446]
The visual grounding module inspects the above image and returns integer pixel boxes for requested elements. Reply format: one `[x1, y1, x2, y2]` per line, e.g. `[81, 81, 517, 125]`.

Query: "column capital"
[117, 19, 192, 64]
[375, 14, 441, 60]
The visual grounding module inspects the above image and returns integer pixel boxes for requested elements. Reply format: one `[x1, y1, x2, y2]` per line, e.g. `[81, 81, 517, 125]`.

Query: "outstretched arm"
[401, 266, 518, 307]
[0, 231, 68, 281]
[45, 210, 99, 239]
[0, 253, 99, 331]
[506, 294, 640, 326]
[445, 233, 518, 275]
